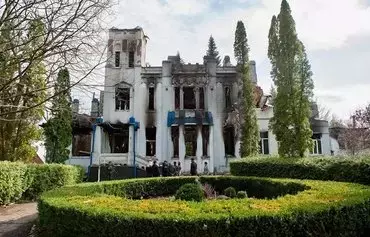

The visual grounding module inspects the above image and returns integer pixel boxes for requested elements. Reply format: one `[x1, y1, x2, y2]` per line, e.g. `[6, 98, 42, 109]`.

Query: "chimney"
[91, 93, 99, 117]
[72, 99, 79, 114]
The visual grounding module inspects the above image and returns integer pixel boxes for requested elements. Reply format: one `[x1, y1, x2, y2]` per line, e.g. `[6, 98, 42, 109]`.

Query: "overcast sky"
[73, 0, 370, 120]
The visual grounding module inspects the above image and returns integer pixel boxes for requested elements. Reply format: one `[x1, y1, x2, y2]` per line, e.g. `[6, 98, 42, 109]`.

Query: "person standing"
[152, 160, 160, 177]
[203, 161, 209, 175]
[190, 158, 197, 176]
[162, 160, 169, 177]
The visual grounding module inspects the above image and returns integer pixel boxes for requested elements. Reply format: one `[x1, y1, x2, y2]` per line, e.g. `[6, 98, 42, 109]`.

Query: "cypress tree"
[44, 69, 72, 163]
[268, 0, 314, 157]
[206, 35, 221, 66]
[234, 21, 259, 157]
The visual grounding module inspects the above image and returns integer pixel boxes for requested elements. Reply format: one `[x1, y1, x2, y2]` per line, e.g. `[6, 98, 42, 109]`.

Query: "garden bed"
[38, 176, 370, 237]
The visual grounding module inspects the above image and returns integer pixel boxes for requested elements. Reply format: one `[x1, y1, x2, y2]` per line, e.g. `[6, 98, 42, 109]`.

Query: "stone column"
[196, 126, 203, 173]
[128, 125, 134, 165]
[195, 87, 200, 109]
[209, 125, 214, 174]
[180, 87, 184, 109]
[155, 82, 162, 162]
[179, 125, 185, 172]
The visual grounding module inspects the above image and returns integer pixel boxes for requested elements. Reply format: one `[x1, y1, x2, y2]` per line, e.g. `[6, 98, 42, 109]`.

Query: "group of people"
[146, 158, 210, 177]
[146, 160, 181, 177]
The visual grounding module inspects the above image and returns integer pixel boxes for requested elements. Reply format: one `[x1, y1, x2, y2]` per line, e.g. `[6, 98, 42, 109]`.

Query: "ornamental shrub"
[224, 187, 236, 198]
[175, 183, 204, 202]
[38, 176, 370, 237]
[230, 156, 370, 185]
[0, 161, 83, 204]
[237, 191, 248, 199]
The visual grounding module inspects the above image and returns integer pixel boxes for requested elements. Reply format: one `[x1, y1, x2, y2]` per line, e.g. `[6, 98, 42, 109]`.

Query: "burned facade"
[87, 27, 332, 174]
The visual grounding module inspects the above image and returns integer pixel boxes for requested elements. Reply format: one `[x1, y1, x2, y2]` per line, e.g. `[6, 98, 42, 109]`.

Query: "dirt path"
[0, 202, 38, 237]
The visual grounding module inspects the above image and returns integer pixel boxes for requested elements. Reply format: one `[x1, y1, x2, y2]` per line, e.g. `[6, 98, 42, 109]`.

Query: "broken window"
[184, 126, 197, 156]
[171, 126, 179, 157]
[174, 87, 180, 109]
[115, 51, 120, 67]
[128, 51, 134, 68]
[224, 126, 235, 156]
[148, 87, 155, 111]
[183, 87, 196, 109]
[259, 132, 269, 155]
[310, 133, 322, 155]
[146, 127, 156, 156]
[115, 87, 130, 111]
[72, 134, 91, 156]
[199, 87, 205, 110]
[224, 86, 231, 110]
[111, 129, 129, 153]
[202, 126, 209, 156]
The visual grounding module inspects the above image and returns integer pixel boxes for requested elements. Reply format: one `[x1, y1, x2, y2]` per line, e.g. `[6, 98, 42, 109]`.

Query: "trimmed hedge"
[230, 157, 370, 184]
[0, 161, 83, 204]
[38, 176, 370, 237]
[175, 183, 204, 202]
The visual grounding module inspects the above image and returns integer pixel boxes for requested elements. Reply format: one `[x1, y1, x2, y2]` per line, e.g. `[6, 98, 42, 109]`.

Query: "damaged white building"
[87, 27, 332, 174]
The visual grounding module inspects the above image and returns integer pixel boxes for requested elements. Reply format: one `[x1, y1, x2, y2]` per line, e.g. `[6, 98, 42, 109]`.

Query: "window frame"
[115, 87, 130, 111]
[259, 131, 269, 155]
[114, 51, 120, 67]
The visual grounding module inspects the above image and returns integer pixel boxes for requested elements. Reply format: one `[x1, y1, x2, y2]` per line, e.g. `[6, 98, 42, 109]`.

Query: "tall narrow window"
[148, 87, 155, 111]
[224, 126, 235, 156]
[202, 126, 209, 156]
[184, 126, 197, 156]
[310, 134, 322, 155]
[115, 87, 130, 111]
[183, 87, 196, 109]
[224, 86, 231, 109]
[171, 126, 179, 157]
[175, 87, 180, 109]
[146, 127, 156, 156]
[115, 52, 120, 67]
[199, 87, 205, 110]
[259, 132, 269, 155]
[128, 51, 134, 68]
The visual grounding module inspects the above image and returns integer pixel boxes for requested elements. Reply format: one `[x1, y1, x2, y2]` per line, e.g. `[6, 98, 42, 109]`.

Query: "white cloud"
[165, 0, 209, 15]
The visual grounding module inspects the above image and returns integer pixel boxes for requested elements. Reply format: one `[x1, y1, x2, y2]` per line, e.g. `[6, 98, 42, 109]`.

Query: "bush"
[230, 157, 370, 185]
[38, 176, 370, 237]
[0, 161, 83, 204]
[224, 187, 236, 198]
[237, 191, 247, 199]
[175, 183, 204, 202]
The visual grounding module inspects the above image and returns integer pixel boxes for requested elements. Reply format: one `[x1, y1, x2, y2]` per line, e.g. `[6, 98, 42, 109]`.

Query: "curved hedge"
[230, 157, 370, 185]
[0, 161, 84, 204]
[38, 176, 370, 237]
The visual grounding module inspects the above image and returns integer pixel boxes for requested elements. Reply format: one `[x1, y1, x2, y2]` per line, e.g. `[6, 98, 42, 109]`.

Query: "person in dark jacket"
[152, 160, 160, 177]
[162, 160, 169, 177]
[190, 158, 197, 176]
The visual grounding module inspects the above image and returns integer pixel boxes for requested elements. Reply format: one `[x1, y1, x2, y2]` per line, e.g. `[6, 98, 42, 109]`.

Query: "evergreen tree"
[206, 35, 221, 66]
[0, 19, 46, 161]
[269, 85, 277, 105]
[233, 21, 259, 157]
[268, 0, 314, 157]
[44, 69, 72, 163]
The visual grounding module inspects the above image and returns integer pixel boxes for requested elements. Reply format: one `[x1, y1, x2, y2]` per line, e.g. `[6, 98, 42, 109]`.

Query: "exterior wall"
[256, 107, 279, 156]
[65, 157, 90, 172]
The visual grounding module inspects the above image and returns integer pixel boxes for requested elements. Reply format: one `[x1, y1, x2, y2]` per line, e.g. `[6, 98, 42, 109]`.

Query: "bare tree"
[0, 0, 114, 161]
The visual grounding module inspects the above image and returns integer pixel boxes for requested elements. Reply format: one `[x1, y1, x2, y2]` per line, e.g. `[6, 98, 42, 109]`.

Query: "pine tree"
[0, 19, 46, 161]
[44, 69, 72, 163]
[269, 85, 277, 105]
[233, 21, 259, 157]
[268, 0, 314, 157]
[206, 35, 221, 66]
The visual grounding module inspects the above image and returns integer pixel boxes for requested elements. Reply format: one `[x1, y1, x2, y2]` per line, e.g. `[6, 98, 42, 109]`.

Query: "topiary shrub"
[237, 191, 248, 199]
[224, 187, 236, 198]
[175, 183, 204, 202]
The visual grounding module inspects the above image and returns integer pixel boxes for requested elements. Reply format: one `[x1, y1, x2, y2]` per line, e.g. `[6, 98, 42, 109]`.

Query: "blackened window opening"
[148, 87, 155, 111]
[146, 127, 156, 156]
[171, 127, 179, 157]
[259, 132, 269, 155]
[224, 126, 235, 156]
[202, 126, 209, 156]
[185, 126, 197, 156]
[175, 87, 180, 109]
[129, 51, 134, 68]
[183, 87, 196, 109]
[116, 87, 130, 110]
[110, 129, 129, 153]
[199, 87, 205, 109]
[115, 52, 120, 67]
[225, 87, 231, 109]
